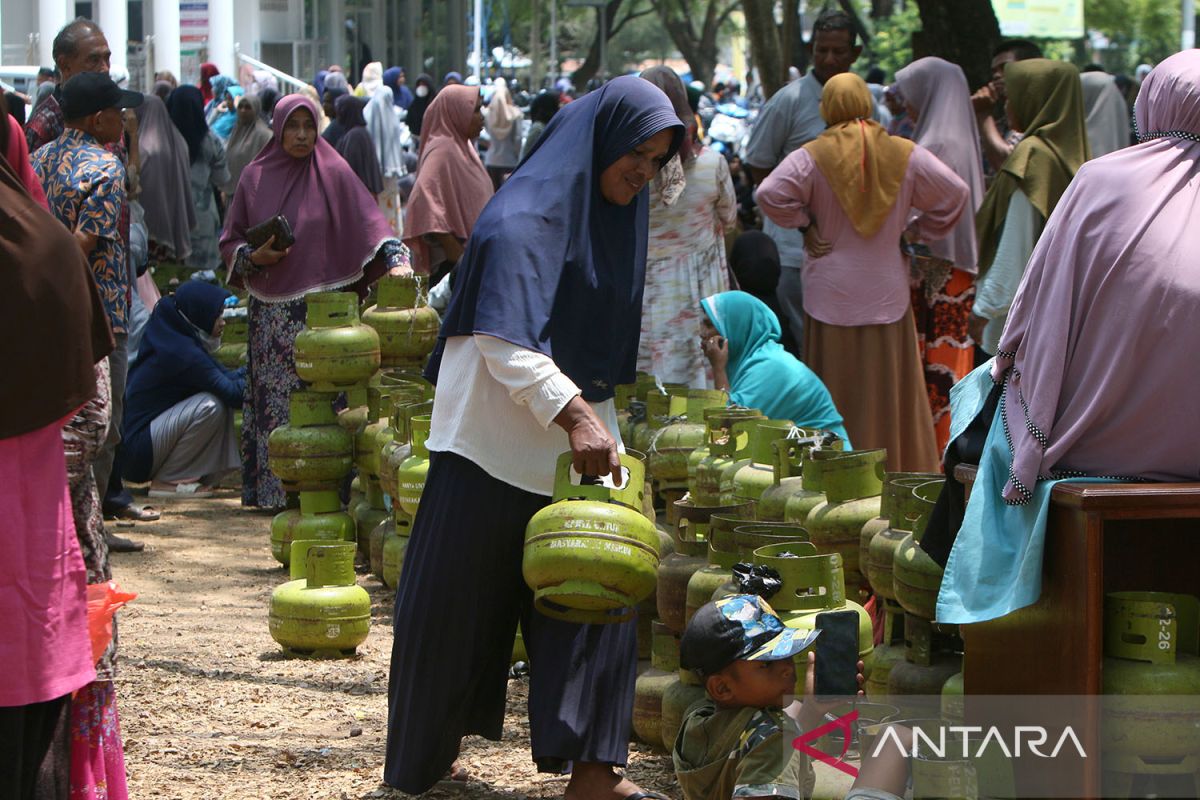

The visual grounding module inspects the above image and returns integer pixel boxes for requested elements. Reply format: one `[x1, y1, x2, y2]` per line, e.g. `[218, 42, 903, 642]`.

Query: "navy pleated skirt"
[384, 450, 639, 794]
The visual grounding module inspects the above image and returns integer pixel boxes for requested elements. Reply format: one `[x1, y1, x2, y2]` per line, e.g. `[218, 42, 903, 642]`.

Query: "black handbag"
[245, 214, 296, 250]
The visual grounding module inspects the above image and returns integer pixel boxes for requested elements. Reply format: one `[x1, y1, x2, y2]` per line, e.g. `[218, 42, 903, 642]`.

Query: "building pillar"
[151, 0, 180, 79]
[403, 0, 421, 77]
[207, 0, 235, 74]
[97, 0, 128, 72]
[232, 0, 260, 62]
[38, 0, 72, 66]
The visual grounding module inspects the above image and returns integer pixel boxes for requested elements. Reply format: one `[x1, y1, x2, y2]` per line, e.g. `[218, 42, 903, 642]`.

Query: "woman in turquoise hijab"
[700, 291, 851, 443]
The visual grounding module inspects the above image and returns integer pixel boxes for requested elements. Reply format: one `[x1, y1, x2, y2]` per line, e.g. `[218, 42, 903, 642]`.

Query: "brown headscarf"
[0, 158, 113, 439]
[803, 73, 914, 238]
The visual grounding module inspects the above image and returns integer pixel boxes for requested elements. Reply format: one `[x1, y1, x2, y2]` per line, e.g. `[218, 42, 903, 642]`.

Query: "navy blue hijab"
[429, 76, 684, 401]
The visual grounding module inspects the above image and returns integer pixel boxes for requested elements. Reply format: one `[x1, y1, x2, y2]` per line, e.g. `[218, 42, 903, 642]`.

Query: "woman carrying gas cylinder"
[384, 77, 683, 798]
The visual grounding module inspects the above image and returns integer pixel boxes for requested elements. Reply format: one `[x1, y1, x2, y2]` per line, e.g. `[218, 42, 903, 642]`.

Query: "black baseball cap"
[680, 594, 820, 677]
[61, 71, 143, 119]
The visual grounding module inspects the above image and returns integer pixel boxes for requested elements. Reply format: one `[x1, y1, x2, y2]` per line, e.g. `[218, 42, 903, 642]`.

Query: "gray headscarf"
[134, 93, 196, 260]
[224, 94, 274, 194]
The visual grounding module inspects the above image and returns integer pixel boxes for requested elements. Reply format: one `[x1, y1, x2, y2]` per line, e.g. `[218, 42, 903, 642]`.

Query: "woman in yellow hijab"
[758, 73, 969, 472]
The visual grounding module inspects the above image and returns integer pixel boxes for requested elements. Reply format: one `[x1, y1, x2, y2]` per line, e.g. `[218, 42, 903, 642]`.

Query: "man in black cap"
[31, 71, 146, 555]
[29, 19, 161, 541]
[673, 595, 909, 800]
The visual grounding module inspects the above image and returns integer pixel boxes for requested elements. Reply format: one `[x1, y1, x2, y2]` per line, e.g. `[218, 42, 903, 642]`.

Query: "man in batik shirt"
[28, 19, 158, 543]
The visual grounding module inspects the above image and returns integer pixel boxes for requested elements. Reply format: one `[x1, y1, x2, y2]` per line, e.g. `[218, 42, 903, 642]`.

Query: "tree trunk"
[780, 0, 802, 77]
[570, 0, 624, 90]
[742, 0, 785, 97]
[912, 0, 1001, 89]
[871, 0, 894, 19]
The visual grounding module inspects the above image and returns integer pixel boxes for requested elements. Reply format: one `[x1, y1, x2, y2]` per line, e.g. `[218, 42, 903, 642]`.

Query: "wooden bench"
[950, 467, 1200, 796]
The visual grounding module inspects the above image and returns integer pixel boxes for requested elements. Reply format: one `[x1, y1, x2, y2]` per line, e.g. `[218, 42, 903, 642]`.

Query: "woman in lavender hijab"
[218, 94, 411, 509]
[934, 50, 1200, 624]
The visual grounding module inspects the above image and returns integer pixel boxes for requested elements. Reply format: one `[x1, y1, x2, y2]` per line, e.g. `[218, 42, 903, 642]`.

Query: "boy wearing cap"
[674, 595, 910, 800]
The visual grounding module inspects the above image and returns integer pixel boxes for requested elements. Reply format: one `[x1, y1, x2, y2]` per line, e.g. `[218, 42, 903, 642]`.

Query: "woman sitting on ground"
[700, 290, 850, 443]
[122, 281, 244, 498]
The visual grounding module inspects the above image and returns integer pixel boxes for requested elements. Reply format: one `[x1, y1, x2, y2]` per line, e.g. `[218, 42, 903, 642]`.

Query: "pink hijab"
[403, 85, 493, 274]
[894, 57, 984, 271]
[992, 49, 1200, 504]
[219, 94, 396, 301]
[3, 116, 47, 209]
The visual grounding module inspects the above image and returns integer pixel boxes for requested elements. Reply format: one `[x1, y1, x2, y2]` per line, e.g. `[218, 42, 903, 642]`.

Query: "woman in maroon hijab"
[218, 93, 412, 510]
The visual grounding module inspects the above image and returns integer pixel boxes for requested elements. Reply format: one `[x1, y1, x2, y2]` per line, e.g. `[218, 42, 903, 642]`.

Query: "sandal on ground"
[105, 532, 145, 553]
[106, 503, 162, 521]
[148, 482, 214, 499]
[623, 793, 672, 800]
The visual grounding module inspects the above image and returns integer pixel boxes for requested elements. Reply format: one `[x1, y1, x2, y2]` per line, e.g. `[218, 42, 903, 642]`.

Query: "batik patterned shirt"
[33, 128, 129, 334]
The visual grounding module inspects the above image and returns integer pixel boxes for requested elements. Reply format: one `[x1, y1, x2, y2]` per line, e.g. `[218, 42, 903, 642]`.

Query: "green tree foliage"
[1084, 0, 1181, 72]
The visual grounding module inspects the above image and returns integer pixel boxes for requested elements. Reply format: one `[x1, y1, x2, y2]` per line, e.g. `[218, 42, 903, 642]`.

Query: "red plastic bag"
[86, 581, 138, 664]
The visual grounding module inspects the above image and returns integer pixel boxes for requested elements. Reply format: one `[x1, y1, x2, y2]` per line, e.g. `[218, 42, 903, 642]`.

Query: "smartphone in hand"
[813, 610, 860, 700]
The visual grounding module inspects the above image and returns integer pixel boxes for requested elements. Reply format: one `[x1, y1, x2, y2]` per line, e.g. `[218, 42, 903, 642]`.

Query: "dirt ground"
[112, 488, 681, 800]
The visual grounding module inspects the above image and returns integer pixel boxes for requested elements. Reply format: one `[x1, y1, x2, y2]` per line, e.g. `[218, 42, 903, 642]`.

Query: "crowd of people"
[4, 7, 1199, 800]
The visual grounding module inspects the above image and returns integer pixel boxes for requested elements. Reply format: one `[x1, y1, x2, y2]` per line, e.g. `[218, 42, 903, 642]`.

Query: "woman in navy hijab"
[386, 76, 683, 796]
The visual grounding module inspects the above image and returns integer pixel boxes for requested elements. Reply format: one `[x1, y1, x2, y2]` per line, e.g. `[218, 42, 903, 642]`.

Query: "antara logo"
[791, 709, 860, 778]
[869, 724, 1089, 760]
[792, 713, 1089, 779]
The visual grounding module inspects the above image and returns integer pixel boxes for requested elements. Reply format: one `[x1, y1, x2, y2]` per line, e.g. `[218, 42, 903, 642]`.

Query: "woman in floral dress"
[637, 67, 737, 387]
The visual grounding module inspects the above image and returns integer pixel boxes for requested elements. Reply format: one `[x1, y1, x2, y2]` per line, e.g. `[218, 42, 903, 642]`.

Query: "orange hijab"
[803, 73, 913, 238]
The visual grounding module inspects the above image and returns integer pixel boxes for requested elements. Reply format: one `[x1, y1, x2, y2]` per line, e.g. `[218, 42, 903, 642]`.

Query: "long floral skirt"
[910, 261, 976, 454]
[241, 296, 307, 510]
[636, 240, 729, 387]
[69, 682, 128, 800]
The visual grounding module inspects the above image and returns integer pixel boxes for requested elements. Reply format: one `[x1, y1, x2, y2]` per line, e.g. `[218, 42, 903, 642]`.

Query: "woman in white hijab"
[1080, 71, 1130, 158]
[357, 62, 384, 98]
[365, 85, 407, 234]
[482, 77, 523, 189]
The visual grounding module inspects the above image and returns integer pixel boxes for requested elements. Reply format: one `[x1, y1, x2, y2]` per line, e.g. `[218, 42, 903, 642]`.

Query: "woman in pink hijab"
[934, 49, 1200, 624]
[893, 57, 985, 453]
[219, 93, 412, 510]
[403, 85, 493, 281]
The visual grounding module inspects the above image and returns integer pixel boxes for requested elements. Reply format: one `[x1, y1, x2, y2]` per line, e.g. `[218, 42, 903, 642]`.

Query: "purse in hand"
[245, 214, 296, 251]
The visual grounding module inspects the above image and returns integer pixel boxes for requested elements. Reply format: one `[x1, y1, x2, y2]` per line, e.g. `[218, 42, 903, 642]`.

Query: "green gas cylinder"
[732, 522, 812, 559]
[660, 615, 708, 752]
[270, 490, 355, 566]
[758, 433, 844, 522]
[267, 391, 354, 491]
[730, 419, 796, 506]
[523, 453, 659, 623]
[864, 473, 941, 600]
[380, 512, 414, 589]
[803, 449, 886, 592]
[751, 545, 875, 692]
[360, 274, 441, 368]
[395, 414, 432, 517]
[1102, 591, 1200, 793]
[214, 314, 248, 369]
[354, 478, 389, 557]
[647, 389, 727, 490]
[269, 540, 370, 657]
[659, 499, 751, 634]
[377, 392, 430, 500]
[892, 479, 946, 619]
[691, 409, 763, 503]
[864, 602, 907, 698]
[782, 447, 830, 526]
[634, 621, 680, 751]
[293, 291, 381, 391]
